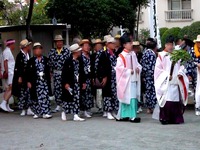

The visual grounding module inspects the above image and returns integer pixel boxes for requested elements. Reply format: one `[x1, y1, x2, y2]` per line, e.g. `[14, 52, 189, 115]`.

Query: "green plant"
[161, 27, 181, 48]
[160, 27, 168, 38]
[188, 21, 200, 41]
[178, 26, 190, 39]
[138, 28, 150, 44]
[170, 49, 192, 65]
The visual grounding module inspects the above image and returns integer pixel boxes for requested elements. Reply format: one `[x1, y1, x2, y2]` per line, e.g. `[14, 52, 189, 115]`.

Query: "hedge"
[161, 27, 181, 47]
[178, 26, 190, 39]
[188, 21, 200, 41]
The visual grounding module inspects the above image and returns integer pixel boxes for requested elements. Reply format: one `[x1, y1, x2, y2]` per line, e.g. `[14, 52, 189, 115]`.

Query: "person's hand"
[169, 76, 172, 81]
[65, 84, 70, 90]
[101, 77, 107, 87]
[3, 71, 8, 79]
[131, 70, 134, 75]
[82, 83, 86, 90]
[136, 68, 140, 74]
[18, 77, 22, 84]
[178, 75, 182, 78]
[188, 76, 192, 81]
[27, 82, 32, 89]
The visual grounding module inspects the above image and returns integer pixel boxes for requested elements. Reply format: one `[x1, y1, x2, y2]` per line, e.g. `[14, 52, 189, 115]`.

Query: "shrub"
[159, 27, 168, 38]
[178, 26, 190, 39]
[161, 27, 181, 47]
[188, 21, 200, 41]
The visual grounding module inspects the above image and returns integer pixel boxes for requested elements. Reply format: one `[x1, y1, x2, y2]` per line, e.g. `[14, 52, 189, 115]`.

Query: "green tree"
[46, 0, 149, 37]
[0, 0, 50, 26]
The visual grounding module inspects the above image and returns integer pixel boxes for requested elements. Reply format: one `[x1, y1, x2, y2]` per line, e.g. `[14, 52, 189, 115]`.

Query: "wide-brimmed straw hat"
[193, 35, 200, 43]
[79, 39, 90, 46]
[33, 42, 43, 49]
[54, 35, 64, 41]
[20, 39, 32, 48]
[93, 39, 105, 45]
[132, 41, 140, 46]
[69, 43, 82, 53]
[103, 35, 112, 43]
[106, 37, 116, 44]
[114, 34, 121, 39]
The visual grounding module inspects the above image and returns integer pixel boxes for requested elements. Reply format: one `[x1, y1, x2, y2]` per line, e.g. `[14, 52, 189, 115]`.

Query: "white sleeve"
[3, 50, 10, 61]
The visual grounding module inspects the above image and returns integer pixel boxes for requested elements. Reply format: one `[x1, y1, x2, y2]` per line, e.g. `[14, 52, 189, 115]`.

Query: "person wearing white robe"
[116, 37, 141, 123]
[154, 36, 189, 125]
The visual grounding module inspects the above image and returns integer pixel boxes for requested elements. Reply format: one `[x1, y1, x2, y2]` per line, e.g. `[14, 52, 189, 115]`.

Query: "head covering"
[79, 39, 90, 46]
[33, 42, 43, 49]
[166, 35, 174, 44]
[132, 41, 140, 46]
[5, 39, 15, 46]
[106, 37, 116, 44]
[93, 39, 104, 45]
[174, 45, 181, 50]
[54, 35, 64, 41]
[20, 39, 32, 49]
[103, 35, 112, 42]
[69, 43, 82, 53]
[114, 34, 121, 39]
[120, 35, 131, 45]
[193, 35, 200, 43]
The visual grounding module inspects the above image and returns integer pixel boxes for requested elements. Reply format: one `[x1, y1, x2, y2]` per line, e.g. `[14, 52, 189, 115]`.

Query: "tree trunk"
[136, 3, 141, 41]
[26, 0, 34, 41]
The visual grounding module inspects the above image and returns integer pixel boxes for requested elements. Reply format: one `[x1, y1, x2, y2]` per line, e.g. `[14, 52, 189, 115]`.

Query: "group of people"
[0, 32, 200, 125]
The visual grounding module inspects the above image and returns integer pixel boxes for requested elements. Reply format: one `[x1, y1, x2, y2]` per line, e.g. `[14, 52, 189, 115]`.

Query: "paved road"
[0, 108, 200, 150]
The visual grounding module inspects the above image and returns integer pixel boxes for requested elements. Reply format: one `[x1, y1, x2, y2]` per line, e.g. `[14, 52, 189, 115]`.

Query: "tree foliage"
[46, 0, 149, 37]
[0, 0, 50, 26]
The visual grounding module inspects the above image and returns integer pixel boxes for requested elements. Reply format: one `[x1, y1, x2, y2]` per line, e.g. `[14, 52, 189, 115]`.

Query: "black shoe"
[130, 117, 141, 123]
[160, 120, 168, 125]
[116, 117, 130, 122]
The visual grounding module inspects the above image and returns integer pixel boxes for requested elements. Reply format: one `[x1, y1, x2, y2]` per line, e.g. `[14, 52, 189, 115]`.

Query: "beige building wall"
[139, 0, 200, 30]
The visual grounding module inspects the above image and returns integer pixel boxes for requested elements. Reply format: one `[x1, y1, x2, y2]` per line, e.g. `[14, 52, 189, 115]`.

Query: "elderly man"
[0, 39, 15, 112]
[12, 39, 33, 116]
[48, 35, 71, 112]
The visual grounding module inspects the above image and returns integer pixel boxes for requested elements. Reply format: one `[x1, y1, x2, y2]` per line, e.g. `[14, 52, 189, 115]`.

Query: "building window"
[166, 0, 192, 21]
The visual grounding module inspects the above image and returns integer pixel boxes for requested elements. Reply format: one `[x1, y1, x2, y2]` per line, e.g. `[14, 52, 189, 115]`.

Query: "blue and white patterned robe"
[141, 49, 157, 109]
[48, 47, 70, 105]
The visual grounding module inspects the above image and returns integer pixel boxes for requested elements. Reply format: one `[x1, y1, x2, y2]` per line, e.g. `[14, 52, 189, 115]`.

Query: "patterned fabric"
[61, 59, 80, 114]
[141, 49, 157, 109]
[94, 50, 103, 75]
[103, 50, 118, 112]
[18, 52, 30, 110]
[186, 47, 200, 90]
[48, 47, 70, 105]
[80, 54, 93, 111]
[31, 57, 51, 115]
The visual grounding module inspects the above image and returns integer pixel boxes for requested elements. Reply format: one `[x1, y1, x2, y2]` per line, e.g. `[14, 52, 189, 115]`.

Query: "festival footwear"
[137, 107, 143, 114]
[33, 114, 39, 119]
[20, 110, 26, 116]
[52, 105, 61, 113]
[160, 120, 168, 125]
[7, 104, 14, 112]
[116, 117, 130, 122]
[0, 100, 9, 112]
[84, 111, 92, 118]
[107, 112, 115, 120]
[103, 112, 107, 117]
[27, 108, 34, 116]
[43, 114, 53, 119]
[130, 117, 141, 123]
[195, 111, 200, 116]
[73, 114, 85, 121]
[61, 112, 67, 121]
[111, 112, 117, 119]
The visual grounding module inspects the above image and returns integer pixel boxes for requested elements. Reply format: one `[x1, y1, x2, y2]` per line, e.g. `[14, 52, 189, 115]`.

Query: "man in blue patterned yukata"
[187, 35, 200, 116]
[48, 35, 70, 112]
[141, 39, 158, 114]
[79, 39, 94, 118]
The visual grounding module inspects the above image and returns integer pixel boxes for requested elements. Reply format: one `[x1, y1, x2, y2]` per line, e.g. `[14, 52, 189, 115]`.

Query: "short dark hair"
[146, 39, 157, 49]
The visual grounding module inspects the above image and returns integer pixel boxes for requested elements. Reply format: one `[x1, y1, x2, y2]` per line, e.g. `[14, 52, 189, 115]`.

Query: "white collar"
[21, 49, 30, 60]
